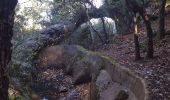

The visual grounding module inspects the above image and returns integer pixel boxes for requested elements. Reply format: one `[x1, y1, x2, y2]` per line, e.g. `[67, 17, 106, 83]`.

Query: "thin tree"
[0, 0, 18, 99]
[158, 0, 166, 39]
[142, 13, 154, 58]
[126, 0, 154, 58]
[101, 17, 109, 44]
[84, 3, 95, 48]
[134, 13, 141, 60]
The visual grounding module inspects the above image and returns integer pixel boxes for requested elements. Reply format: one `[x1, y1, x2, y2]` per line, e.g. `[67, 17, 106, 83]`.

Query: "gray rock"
[37, 45, 146, 100]
[96, 70, 113, 92]
[39, 45, 102, 85]
[72, 63, 91, 84]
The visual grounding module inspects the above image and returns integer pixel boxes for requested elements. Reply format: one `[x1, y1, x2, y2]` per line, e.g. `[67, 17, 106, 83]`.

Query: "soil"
[32, 66, 90, 100]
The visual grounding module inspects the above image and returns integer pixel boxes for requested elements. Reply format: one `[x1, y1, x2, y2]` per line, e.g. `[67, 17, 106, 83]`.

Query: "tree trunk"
[159, 0, 166, 39]
[125, 0, 154, 58]
[84, 4, 95, 49]
[142, 15, 154, 58]
[101, 17, 109, 44]
[0, 0, 18, 99]
[134, 15, 141, 60]
[134, 34, 141, 60]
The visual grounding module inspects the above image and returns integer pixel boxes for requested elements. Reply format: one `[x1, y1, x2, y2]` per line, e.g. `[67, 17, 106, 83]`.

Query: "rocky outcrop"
[38, 45, 102, 84]
[38, 45, 148, 100]
[10, 23, 76, 99]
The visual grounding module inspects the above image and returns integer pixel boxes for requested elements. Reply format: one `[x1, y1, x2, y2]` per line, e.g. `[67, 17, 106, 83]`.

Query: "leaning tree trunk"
[0, 0, 18, 99]
[159, 0, 166, 40]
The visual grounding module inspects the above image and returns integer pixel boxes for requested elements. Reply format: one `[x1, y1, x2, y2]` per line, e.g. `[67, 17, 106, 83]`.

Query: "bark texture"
[159, 0, 166, 39]
[0, 0, 17, 99]
[142, 15, 154, 58]
[134, 15, 141, 60]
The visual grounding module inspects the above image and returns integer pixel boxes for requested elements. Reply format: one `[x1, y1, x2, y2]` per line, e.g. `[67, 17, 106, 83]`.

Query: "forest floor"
[97, 15, 170, 100]
[32, 66, 90, 100]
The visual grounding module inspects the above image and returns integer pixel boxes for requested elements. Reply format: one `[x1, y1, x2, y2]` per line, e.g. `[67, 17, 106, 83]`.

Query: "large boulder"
[37, 45, 148, 100]
[38, 45, 103, 84]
